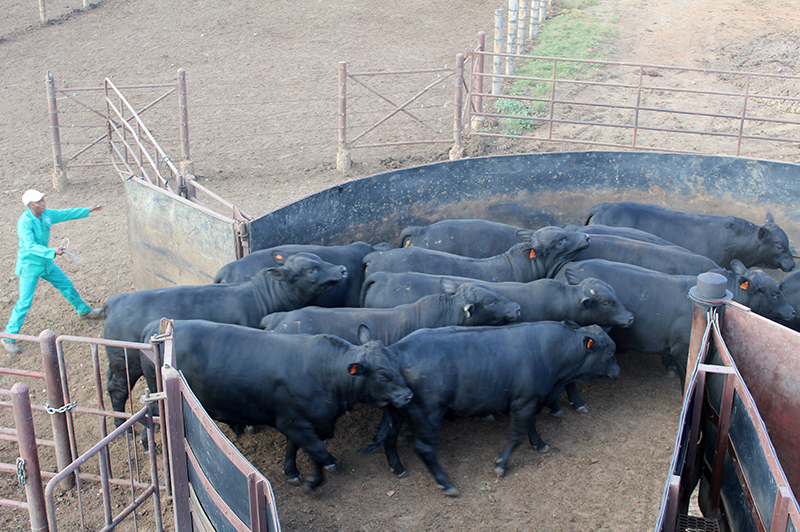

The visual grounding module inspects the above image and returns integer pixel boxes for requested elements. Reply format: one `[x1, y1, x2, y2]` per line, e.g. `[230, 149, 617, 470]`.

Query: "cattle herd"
[101, 200, 798, 497]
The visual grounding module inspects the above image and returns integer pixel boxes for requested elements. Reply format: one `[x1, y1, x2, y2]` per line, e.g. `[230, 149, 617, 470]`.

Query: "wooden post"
[449, 54, 464, 161]
[38, 0, 47, 25]
[530, 0, 540, 39]
[336, 61, 351, 172]
[12, 383, 49, 532]
[46, 72, 67, 190]
[505, 0, 519, 76]
[492, 9, 504, 95]
[177, 68, 194, 181]
[517, 0, 528, 53]
[471, 32, 486, 132]
[39, 330, 74, 490]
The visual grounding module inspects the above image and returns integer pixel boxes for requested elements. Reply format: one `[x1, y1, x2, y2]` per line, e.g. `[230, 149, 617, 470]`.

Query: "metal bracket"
[141, 391, 167, 404]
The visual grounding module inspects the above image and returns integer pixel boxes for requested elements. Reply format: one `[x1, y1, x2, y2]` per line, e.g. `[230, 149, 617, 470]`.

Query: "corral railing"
[656, 300, 800, 531]
[468, 32, 800, 158]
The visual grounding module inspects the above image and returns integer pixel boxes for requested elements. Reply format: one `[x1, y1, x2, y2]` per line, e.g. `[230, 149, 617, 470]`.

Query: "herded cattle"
[363, 226, 590, 282]
[140, 320, 413, 491]
[570, 234, 721, 276]
[359, 270, 632, 414]
[564, 223, 675, 246]
[399, 219, 525, 258]
[778, 270, 800, 330]
[213, 242, 375, 307]
[585, 201, 795, 271]
[260, 281, 521, 345]
[554, 259, 795, 375]
[103, 252, 348, 425]
[373, 321, 619, 496]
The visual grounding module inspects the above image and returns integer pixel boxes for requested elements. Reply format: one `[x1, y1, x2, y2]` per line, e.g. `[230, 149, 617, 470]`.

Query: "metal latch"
[141, 391, 167, 404]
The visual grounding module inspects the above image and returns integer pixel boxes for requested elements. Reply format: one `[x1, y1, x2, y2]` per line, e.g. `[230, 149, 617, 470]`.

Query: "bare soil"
[1, 0, 799, 531]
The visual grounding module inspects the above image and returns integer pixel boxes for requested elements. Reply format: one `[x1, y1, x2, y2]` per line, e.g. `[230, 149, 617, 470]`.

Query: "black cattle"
[363, 226, 590, 282]
[103, 252, 348, 425]
[778, 270, 800, 330]
[585, 201, 795, 271]
[140, 320, 412, 491]
[554, 258, 795, 375]
[213, 242, 375, 307]
[399, 219, 525, 258]
[375, 321, 619, 496]
[260, 281, 520, 345]
[564, 223, 675, 246]
[570, 234, 721, 276]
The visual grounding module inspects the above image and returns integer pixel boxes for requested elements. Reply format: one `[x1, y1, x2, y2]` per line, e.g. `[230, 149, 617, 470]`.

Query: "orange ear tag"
[275, 254, 283, 260]
[529, 250, 537, 259]
[349, 365, 358, 375]
[586, 338, 595, 349]
[740, 281, 749, 290]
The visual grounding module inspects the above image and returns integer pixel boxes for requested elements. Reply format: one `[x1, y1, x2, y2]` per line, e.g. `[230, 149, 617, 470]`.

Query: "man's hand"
[54, 246, 65, 256]
[89, 204, 103, 213]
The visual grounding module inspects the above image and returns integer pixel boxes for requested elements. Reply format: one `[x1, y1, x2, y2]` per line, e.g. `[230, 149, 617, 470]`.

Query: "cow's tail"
[213, 264, 229, 283]
[357, 409, 393, 454]
[584, 203, 604, 226]
[359, 273, 377, 307]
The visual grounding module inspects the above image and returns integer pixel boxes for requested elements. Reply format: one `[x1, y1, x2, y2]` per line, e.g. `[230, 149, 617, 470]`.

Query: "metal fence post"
[39, 330, 74, 490]
[450, 54, 465, 160]
[686, 272, 731, 393]
[177, 68, 194, 181]
[12, 383, 49, 532]
[336, 61, 352, 172]
[163, 365, 191, 531]
[46, 72, 67, 190]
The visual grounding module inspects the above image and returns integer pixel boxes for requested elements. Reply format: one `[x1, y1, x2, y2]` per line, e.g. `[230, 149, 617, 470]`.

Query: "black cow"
[363, 226, 590, 282]
[778, 270, 800, 330]
[213, 242, 375, 307]
[555, 258, 795, 375]
[140, 320, 412, 491]
[564, 223, 675, 246]
[260, 281, 521, 345]
[399, 219, 525, 258]
[103, 252, 348, 425]
[585, 201, 795, 271]
[570, 234, 721, 276]
[376, 321, 619, 496]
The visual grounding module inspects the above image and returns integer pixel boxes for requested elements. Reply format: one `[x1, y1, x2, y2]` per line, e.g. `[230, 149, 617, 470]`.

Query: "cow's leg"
[380, 406, 407, 476]
[105, 346, 143, 428]
[283, 437, 303, 486]
[406, 407, 457, 496]
[565, 383, 588, 413]
[280, 424, 338, 491]
[527, 416, 549, 453]
[495, 407, 536, 477]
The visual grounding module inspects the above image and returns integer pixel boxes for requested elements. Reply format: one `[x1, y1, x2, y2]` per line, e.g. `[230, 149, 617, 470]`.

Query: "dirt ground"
[1, 0, 799, 531]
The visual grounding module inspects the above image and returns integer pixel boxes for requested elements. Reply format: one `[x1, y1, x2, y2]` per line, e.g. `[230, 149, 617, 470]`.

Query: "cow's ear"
[765, 212, 775, 224]
[730, 259, 747, 275]
[441, 278, 458, 295]
[579, 297, 592, 310]
[348, 363, 367, 376]
[584, 336, 596, 350]
[271, 250, 287, 265]
[266, 267, 286, 281]
[515, 229, 534, 243]
[463, 303, 473, 318]
[564, 320, 580, 330]
[564, 269, 583, 285]
[357, 324, 374, 345]
[757, 226, 769, 240]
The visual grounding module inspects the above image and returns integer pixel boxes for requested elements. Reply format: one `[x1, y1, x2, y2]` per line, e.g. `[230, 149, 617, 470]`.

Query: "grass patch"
[493, 6, 613, 134]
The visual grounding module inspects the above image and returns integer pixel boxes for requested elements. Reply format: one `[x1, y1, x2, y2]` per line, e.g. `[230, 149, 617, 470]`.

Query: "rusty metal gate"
[656, 298, 800, 531]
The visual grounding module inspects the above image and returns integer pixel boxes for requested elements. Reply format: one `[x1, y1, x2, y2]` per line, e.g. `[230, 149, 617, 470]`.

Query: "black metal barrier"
[249, 152, 800, 250]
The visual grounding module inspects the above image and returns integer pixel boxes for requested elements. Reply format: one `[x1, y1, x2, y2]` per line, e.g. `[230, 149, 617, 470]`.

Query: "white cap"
[22, 189, 45, 206]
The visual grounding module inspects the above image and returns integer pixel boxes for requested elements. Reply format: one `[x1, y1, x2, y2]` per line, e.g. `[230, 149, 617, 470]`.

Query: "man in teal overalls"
[2, 189, 105, 355]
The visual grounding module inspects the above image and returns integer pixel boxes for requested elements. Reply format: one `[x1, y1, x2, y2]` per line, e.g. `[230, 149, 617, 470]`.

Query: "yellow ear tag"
[740, 281, 749, 290]
[586, 338, 595, 349]
[529, 250, 537, 259]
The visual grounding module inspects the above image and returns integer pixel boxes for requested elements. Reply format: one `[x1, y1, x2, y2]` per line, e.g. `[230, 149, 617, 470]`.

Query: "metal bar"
[451, 53, 464, 157]
[164, 367, 192, 531]
[736, 74, 751, 156]
[708, 370, 736, 517]
[348, 139, 454, 149]
[470, 32, 486, 133]
[178, 68, 192, 169]
[47, 72, 67, 189]
[346, 67, 455, 76]
[54, 83, 177, 92]
[38, 330, 73, 490]
[727, 437, 768, 532]
[12, 383, 48, 532]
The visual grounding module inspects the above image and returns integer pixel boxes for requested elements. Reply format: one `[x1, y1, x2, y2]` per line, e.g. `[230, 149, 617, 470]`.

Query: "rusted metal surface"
[11, 382, 48, 531]
[124, 177, 238, 290]
[720, 306, 800, 499]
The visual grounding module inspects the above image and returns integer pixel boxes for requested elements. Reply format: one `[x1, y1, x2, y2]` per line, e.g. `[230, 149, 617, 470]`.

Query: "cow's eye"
[377, 375, 390, 382]
[603, 300, 613, 307]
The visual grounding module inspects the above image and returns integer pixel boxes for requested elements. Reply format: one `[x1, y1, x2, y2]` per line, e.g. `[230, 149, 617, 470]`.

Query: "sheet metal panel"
[722, 306, 800, 499]
[125, 178, 237, 289]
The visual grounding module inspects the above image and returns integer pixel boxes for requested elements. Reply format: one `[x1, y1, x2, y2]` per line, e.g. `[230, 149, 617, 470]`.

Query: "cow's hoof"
[548, 408, 564, 418]
[286, 476, 303, 486]
[537, 443, 550, 453]
[324, 462, 339, 473]
[494, 464, 506, 478]
[482, 414, 495, 421]
[443, 486, 460, 497]
[574, 404, 590, 414]
[391, 466, 406, 477]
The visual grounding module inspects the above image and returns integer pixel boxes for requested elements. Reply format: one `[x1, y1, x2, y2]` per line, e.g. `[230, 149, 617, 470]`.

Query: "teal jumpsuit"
[4, 207, 93, 338]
